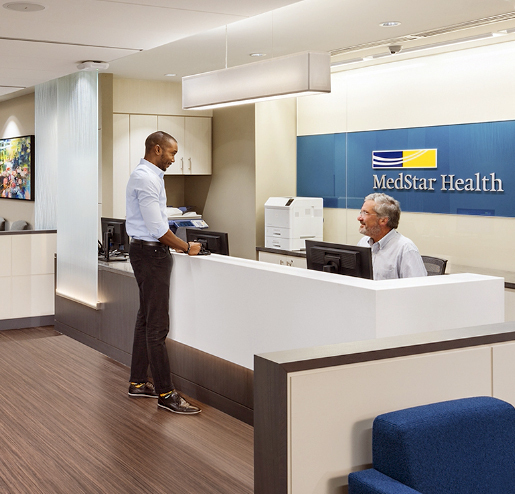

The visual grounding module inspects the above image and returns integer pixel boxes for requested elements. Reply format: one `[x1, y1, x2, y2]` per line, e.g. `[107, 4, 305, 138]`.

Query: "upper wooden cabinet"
[121, 114, 212, 176]
[158, 115, 212, 175]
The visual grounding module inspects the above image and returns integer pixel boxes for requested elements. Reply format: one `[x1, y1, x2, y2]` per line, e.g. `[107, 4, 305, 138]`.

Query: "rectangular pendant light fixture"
[182, 52, 331, 110]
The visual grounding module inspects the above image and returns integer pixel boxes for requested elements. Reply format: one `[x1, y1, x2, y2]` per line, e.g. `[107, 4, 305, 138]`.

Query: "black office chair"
[421, 255, 448, 276]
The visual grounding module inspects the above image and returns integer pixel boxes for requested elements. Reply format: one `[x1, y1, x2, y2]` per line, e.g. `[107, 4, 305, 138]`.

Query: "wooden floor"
[0, 326, 253, 494]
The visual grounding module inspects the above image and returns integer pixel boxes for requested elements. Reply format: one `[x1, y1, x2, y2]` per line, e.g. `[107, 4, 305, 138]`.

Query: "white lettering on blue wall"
[373, 173, 437, 191]
[440, 173, 503, 192]
[373, 173, 504, 193]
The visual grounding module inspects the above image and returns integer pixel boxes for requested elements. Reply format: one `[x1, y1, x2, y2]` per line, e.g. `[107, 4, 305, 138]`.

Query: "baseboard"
[0, 315, 55, 331]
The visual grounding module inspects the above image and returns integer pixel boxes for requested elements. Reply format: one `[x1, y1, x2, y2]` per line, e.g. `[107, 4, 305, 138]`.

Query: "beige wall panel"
[113, 79, 212, 118]
[0, 201, 35, 232]
[165, 175, 185, 208]
[0, 93, 35, 137]
[200, 105, 256, 259]
[323, 208, 350, 244]
[12, 233, 56, 276]
[100, 74, 114, 217]
[299, 42, 515, 135]
[112, 113, 130, 219]
[346, 44, 515, 131]
[492, 342, 515, 404]
[11, 274, 55, 318]
[505, 290, 515, 322]
[289, 347, 492, 494]
[297, 77, 348, 136]
[255, 99, 297, 249]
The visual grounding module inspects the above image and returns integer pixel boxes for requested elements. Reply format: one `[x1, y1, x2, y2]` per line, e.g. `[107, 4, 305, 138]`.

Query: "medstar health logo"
[372, 149, 437, 169]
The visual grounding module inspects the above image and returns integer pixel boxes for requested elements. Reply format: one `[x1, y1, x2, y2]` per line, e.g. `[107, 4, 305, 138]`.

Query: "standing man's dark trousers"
[129, 241, 174, 395]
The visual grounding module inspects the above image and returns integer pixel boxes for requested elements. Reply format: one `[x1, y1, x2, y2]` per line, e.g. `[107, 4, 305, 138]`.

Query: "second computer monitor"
[305, 240, 373, 280]
[186, 228, 230, 255]
[100, 217, 130, 260]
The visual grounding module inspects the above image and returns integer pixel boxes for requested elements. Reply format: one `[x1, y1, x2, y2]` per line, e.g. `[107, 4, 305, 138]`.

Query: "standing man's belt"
[131, 239, 162, 247]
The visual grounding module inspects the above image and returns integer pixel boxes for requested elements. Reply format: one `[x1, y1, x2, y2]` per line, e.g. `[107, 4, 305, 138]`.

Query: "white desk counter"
[165, 253, 503, 369]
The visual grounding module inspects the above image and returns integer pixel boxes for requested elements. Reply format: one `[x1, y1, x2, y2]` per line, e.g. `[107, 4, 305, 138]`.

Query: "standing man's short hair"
[364, 193, 401, 229]
[144, 131, 177, 154]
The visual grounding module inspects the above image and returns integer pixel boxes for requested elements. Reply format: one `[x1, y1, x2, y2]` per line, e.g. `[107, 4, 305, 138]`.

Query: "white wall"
[297, 41, 515, 280]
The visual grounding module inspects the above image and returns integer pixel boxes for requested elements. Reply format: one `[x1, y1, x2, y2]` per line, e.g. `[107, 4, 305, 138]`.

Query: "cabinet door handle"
[180, 157, 183, 171]
[188, 158, 192, 171]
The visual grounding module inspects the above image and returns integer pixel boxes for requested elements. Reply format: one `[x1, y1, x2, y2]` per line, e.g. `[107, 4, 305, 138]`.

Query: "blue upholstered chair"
[348, 397, 515, 494]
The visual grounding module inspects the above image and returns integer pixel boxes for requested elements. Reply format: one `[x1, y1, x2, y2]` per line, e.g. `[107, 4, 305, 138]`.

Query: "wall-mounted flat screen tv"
[0, 135, 34, 201]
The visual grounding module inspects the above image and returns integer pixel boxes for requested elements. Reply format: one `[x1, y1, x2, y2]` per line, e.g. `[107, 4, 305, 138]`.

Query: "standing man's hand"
[158, 230, 202, 255]
[186, 242, 201, 256]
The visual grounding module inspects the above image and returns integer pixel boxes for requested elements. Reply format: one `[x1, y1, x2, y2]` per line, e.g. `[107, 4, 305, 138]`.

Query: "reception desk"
[167, 253, 503, 368]
[55, 252, 503, 423]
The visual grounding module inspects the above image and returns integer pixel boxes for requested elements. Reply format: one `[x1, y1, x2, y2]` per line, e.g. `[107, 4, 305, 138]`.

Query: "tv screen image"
[305, 240, 373, 280]
[0, 135, 34, 201]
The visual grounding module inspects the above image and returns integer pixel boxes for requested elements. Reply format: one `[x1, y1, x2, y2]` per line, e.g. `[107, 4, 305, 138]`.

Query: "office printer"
[265, 197, 323, 251]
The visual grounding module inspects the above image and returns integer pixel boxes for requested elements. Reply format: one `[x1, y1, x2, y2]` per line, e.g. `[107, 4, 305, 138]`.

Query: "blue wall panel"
[297, 121, 515, 217]
[297, 134, 336, 201]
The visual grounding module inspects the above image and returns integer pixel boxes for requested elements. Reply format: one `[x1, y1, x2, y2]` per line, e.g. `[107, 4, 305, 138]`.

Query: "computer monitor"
[185, 228, 229, 255]
[305, 240, 373, 279]
[100, 217, 130, 261]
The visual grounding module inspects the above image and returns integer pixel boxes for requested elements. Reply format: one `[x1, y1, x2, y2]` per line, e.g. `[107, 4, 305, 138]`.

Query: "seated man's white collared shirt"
[358, 229, 427, 280]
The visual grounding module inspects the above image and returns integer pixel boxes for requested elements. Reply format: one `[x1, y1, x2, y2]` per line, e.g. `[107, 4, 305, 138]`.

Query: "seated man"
[357, 193, 427, 280]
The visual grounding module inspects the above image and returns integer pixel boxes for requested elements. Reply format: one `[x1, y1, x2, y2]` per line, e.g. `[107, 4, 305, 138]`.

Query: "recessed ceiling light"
[3, 2, 45, 11]
[380, 21, 401, 27]
[250, 53, 266, 57]
[164, 73, 177, 77]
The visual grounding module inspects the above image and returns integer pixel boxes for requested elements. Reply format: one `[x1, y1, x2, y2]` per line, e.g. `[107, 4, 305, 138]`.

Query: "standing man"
[357, 193, 427, 280]
[126, 131, 202, 415]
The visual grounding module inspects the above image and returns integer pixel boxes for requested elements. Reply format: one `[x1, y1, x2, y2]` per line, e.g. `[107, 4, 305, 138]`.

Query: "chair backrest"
[372, 397, 515, 494]
[10, 220, 30, 231]
[421, 255, 447, 276]
[0, 217, 5, 231]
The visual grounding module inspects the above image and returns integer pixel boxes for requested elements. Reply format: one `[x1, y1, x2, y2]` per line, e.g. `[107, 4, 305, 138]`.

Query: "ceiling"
[3, 0, 515, 102]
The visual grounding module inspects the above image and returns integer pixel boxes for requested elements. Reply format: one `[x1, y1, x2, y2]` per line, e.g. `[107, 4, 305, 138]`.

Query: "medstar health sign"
[296, 120, 514, 216]
[372, 149, 503, 194]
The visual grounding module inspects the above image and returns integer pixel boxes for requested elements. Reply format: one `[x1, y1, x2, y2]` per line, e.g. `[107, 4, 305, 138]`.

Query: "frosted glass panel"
[35, 80, 58, 230]
[56, 71, 99, 306]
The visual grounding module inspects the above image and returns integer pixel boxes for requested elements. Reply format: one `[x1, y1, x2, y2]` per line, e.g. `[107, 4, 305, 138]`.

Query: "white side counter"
[168, 253, 504, 369]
